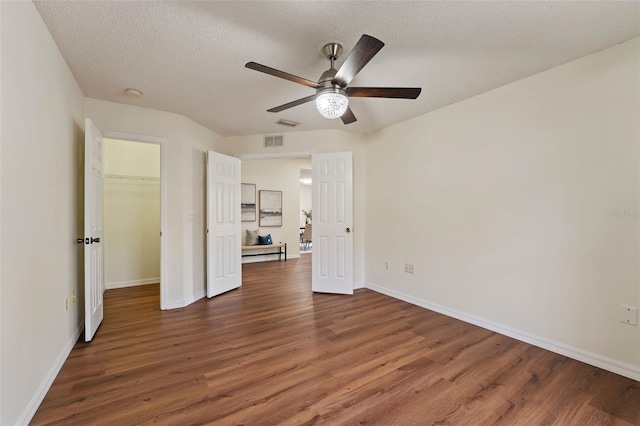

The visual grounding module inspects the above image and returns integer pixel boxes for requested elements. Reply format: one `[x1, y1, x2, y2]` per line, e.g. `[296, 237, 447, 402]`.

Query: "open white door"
[206, 151, 242, 297]
[84, 118, 104, 342]
[312, 152, 353, 294]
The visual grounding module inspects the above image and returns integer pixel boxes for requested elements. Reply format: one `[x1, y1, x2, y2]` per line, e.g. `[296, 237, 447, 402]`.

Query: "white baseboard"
[163, 299, 186, 310]
[18, 321, 84, 425]
[164, 289, 206, 310]
[106, 278, 160, 289]
[354, 281, 365, 290]
[365, 283, 640, 382]
[184, 289, 205, 306]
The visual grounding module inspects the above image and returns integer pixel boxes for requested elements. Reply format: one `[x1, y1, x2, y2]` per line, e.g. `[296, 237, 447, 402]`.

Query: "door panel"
[312, 152, 353, 294]
[207, 151, 241, 297]
[84, 118, 104, 342]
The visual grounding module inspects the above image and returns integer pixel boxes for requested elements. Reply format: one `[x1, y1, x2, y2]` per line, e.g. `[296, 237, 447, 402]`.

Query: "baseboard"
[353, 281, 365, 290]
[184, 289, 205, 307]
[163, 299, 186, 310]
[106, 278, 159, 290]
[365, 283, 640, 382]
[18, 321, 84, 425]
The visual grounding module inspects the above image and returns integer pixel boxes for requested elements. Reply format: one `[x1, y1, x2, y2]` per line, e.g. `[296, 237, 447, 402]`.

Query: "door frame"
[102, 131, 169, 310]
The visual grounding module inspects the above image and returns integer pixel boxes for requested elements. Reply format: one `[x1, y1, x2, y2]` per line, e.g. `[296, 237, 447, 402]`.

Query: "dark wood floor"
[33, 256, 639, 425]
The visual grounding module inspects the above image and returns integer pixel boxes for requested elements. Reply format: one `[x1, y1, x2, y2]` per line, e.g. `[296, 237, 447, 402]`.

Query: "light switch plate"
[620, 305, 638, 326]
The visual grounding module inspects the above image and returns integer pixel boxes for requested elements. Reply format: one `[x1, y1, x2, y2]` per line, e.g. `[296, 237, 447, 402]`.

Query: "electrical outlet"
[71, 290, 76, 304]
[404, 263, 414, 274]
[385, 260, 391, 270]
[620, 305, 638, 326]
[65, 298, 69, 312]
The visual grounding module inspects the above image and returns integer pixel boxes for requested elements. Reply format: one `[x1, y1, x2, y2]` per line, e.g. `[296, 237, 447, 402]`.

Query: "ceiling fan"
[245, 34, 421, 124]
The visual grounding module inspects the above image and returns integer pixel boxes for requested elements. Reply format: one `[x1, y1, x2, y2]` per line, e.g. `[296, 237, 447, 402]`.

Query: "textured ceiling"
[34, 1, 639, 137]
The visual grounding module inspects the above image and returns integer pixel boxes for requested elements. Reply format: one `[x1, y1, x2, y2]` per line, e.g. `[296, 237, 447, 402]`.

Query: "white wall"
[226, 130, 367, 286]
[241, 158, 312, 262]
[85, 98, 227, 307]
[0, 2, 86, 424]
[103, 139, 160, 288]
[365, 38, 640, 378]
[103, 137, 161, 177]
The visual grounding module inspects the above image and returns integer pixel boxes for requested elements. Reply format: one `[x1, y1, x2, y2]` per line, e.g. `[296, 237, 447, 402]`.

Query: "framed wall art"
[241, 183, 256, 222]
[259, 190, 282, 227]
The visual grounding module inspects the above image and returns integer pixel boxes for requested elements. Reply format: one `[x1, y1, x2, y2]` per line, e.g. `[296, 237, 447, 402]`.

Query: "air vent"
[277, 119, 300, 127]
[263, 135, 284, 148]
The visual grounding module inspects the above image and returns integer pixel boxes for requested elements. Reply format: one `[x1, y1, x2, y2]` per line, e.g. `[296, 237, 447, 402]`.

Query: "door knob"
[345, 227, 351, 233]
[91, 237, 101, 244]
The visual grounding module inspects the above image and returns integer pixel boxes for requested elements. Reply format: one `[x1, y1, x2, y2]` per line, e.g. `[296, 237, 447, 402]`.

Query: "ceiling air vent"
[277, 119, 300, 127]
[263, 135, 284, 148]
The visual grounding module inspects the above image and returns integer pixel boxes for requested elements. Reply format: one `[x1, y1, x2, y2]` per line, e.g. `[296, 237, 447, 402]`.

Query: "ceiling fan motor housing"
[317, 67, 345, 93]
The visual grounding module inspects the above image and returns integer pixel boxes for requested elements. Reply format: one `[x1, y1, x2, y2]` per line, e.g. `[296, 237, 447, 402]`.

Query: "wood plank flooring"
[32, 256, 640, 425]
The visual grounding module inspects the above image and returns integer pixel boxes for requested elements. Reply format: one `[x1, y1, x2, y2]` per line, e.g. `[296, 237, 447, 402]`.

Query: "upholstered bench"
[241, 242, 287, 261]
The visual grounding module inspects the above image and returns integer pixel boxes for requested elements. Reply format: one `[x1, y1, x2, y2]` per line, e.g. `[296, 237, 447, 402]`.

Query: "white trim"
[101, 131, 168, 310]
[366, 283, 640, 382]
[163, 299, 187, 310]
[185, 289, 206, 306]
[103, 131, 165, 144]
[353, 281, 364, 290]
[105, 278, 160, 290]
[236, 151, 316, 161]
[18, 322, 84, 425]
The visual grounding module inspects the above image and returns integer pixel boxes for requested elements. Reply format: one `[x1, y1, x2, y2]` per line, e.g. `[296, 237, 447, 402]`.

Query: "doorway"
[240, 156, 312, 265]
[101, 133, 167, 308]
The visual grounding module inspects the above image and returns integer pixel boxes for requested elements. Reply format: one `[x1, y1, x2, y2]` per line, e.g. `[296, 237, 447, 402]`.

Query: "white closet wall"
[103, 139, 161, 288]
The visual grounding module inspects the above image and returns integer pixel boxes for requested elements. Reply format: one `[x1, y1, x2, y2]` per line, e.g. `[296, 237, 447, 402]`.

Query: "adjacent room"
[1, 1, 639, 424]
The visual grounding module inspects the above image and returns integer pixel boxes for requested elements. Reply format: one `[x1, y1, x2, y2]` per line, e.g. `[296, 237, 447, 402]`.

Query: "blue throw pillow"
[258, 234, 273, 245]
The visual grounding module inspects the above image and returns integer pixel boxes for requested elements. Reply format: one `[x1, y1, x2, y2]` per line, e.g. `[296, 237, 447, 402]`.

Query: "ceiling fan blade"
[341, 107, 357, 125]
[267, 94, 317, 113]
[246, 62, 320, 89]
[332, 35, 385, 87]
[347, 87, 422, 99]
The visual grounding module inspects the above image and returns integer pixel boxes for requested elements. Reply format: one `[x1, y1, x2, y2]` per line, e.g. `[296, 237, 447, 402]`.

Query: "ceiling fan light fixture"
[315, 89, 348, 120]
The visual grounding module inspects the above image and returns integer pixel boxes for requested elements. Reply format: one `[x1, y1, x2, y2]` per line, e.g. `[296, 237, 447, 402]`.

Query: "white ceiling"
[34, 1, 639, 137]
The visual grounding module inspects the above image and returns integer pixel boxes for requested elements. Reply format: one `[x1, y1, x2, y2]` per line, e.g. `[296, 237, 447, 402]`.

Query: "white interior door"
[207, 151, 242, 297]
[312, 152, 353, 294]
[84, 118, 104, 342]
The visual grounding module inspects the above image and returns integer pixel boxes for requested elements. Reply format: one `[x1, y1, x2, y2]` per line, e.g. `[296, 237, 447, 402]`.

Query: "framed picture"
[259, 190, 283, 227]
[241, 183, 256, 222]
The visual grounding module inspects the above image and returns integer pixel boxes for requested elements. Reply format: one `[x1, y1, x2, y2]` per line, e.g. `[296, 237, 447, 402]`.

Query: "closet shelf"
[103, 174, 159, 181]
